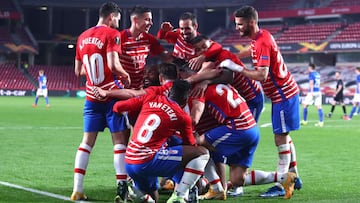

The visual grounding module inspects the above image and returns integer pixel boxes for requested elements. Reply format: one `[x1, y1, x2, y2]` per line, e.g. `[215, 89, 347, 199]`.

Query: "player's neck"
[96, 18, 109, 27]
[128, 26, 142, 39]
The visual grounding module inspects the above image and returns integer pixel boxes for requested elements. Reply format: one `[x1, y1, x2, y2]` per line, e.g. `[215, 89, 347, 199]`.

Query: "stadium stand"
[332, 22, 360, 42]
[27, 65, 80, 91]
[1, 0, 359, 95]
[0, 64, 33, 90]
[276, 22, 344, 43]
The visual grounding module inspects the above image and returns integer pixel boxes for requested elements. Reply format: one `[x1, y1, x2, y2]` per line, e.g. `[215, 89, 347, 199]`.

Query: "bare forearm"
[241, 67, 268, 81]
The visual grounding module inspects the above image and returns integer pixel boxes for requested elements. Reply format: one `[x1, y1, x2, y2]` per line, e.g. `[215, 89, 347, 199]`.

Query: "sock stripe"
[74, 168, 86, 175]
[274, 172, 278, 182]
[116, 174, 127, 180]
[210, 179, 221, 185]
[184, 167, 203, 176]
[114, 149, 126, 154]
[279, 150, 291, 155]
[78, 147, 90, 154]
[289, 161, 297, 168]
[251, 170, 256, 185]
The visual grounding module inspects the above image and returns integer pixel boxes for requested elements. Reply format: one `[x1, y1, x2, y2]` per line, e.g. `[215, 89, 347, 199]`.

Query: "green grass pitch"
[1, 96, 360, 202]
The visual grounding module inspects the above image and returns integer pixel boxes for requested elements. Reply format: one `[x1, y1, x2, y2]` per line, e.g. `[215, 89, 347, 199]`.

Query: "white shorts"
[353, 93, 360, 103]
[303, 92, 322, 106]
[36, 88, 48, 97]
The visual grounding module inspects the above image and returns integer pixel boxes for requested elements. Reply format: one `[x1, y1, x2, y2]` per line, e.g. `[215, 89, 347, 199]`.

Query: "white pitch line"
[0, 181, 89, 203]
[0, 126, 82, 130]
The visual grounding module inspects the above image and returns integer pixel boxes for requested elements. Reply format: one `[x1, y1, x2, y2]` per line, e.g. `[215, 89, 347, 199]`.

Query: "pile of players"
[70, 2, 302, 203]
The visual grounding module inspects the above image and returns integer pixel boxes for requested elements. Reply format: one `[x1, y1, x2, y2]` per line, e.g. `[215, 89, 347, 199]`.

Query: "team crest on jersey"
[114, 37, 120, 44]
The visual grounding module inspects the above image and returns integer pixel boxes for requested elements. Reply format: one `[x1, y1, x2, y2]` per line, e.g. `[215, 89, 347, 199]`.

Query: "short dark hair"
[189, 34, 208, 45]
[99, 2, 120, 18]
[179, 12, 197, 26]
[169, 79, 191, 105]
[308, 63, 316, 70]
[159, 63, 178, 80]
[233, 6, 258, 22]
[130, 5, 151, 17]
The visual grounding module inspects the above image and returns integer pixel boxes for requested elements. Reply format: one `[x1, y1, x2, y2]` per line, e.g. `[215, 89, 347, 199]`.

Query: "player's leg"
[261, 95, 299, 197]
[349, 94, 360, 119]
[71, 100, 104, 200]
[340, 100, 350, 120]
[199, 158, 226, 200]
[168, 145, 209, 203]
[33, 89, 41, 107]
[107, 99, 132, 203]
[327, 99, 336, 117]
[71, 132, 98, 200]
[315, 93, 324, 126]
[301, 93, 313, 125]
[44, 89, 50, 107]
[202, 126, 260, 200]
[247, 92, 264, 123]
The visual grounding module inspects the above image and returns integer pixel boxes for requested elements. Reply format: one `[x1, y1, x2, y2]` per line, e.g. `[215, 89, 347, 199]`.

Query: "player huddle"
[71, 2, 302, 203]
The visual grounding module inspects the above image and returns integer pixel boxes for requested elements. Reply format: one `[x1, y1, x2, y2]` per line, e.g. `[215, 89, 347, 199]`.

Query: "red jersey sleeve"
[113, 95, 143, 114]
[147, 34, 165, 56]
[254, 34, 271, 68]
[157, 28, 180, 44]
[178, 114, 196, 145]
[106, 29, 122, 53]
[203, 41, 222, 59]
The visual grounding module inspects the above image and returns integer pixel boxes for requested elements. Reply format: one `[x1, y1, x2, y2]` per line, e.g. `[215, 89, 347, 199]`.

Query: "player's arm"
[107, 51, 131, 85]
[113, 95, 143, 114]
[219, 59, 269, 82]
[190, 99, 205, 126]
[309, 79, 314, 95]
[157, 22, 178, 43]
[186, 67, 221, 84]
[74, 59, 83, 77]
[94, 87, 146, 100]
[178, 115, 197, 146]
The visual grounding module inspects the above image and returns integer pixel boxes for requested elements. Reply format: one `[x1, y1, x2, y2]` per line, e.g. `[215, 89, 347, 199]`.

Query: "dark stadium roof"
[17, 0, 252, 8]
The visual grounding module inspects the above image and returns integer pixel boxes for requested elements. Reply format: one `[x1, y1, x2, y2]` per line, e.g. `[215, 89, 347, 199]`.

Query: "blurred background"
[1, 0, 359, 101]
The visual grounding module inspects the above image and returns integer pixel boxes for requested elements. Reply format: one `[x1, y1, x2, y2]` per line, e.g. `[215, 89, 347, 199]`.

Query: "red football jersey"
[157, 28, 222, 61]
[145, 80, 173, 96]
[211, 49, 262, 102]
[119, 29, 165, 90]
[251, 29, 299, 103]
[76, 26, 122, 102]
[113, 93, 195, 164]
[192, 84, 256, 130]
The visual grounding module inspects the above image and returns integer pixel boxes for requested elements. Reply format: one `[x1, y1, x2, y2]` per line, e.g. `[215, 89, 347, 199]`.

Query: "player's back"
[126, 93, 192, 164]
[202, 84, 256, 130]
[76, 26, 121, 101]
[309, 71, 321, 92]
[252, 29, 298, 103]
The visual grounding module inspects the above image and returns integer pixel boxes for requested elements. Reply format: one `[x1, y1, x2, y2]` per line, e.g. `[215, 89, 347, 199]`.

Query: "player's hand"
[93, 87, 107, 101]
[189, 55, 205, 71]
[219, 59, 244, 72]
[121, 73, 131, 88]
[161, 22, 173, 32]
